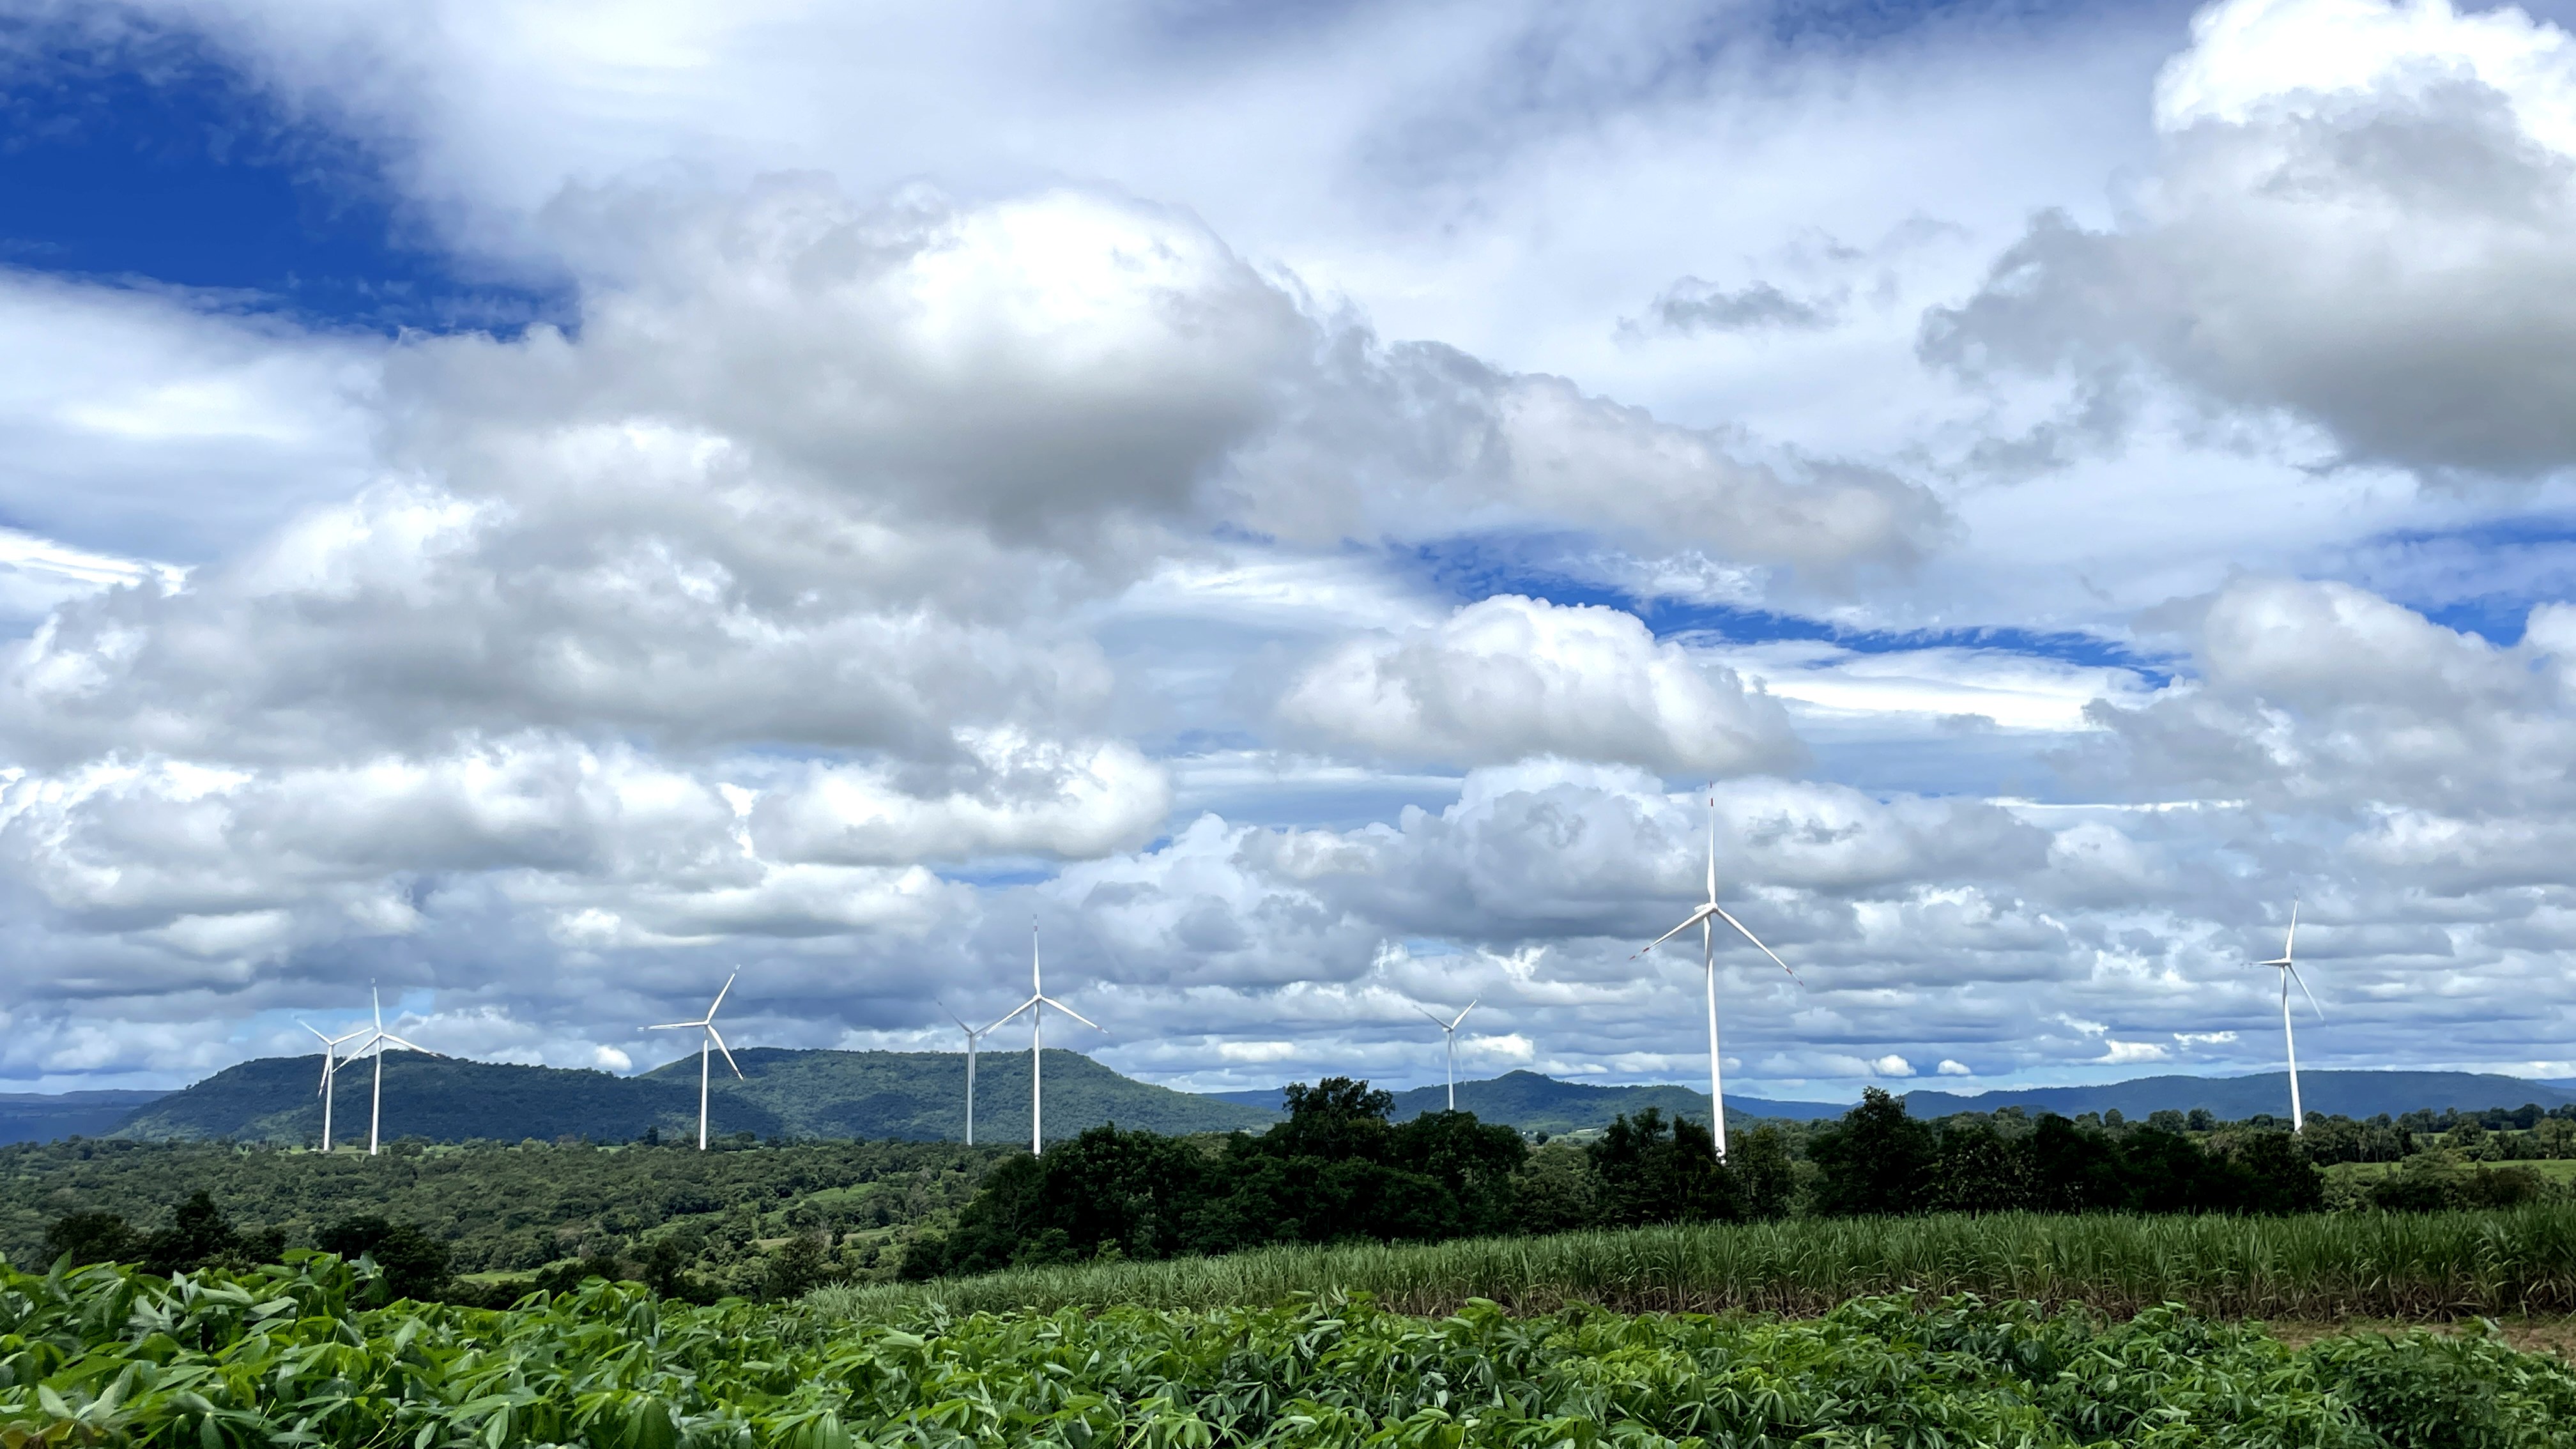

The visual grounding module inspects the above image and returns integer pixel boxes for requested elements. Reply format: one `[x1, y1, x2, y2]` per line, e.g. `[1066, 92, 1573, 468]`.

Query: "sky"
[3, 0, 2576, 1104]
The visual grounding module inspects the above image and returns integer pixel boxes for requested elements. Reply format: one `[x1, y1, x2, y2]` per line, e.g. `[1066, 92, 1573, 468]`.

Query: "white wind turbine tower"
[647, 971, 744, 1151]
[1416, 999, 1479, 1112]
[986, 921, 1104, 1154]
[349, 986, 442, 1157]
[1636, 790, 1797, 1162]
[942, 1004, 994, 1146]
[2258, 901, 2324, 1133]
[300, 1020, 369, 1153]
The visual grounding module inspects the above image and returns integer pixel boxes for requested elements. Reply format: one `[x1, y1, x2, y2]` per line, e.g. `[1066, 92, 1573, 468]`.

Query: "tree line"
[903, 1083, 2334, 1277]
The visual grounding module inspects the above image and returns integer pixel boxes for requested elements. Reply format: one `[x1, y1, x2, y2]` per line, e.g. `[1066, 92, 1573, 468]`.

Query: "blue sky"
[0, 0, 2572, 1107]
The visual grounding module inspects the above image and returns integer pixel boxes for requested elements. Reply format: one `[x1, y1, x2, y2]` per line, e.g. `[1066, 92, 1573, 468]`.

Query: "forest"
[901, 1082, 2342, 1276]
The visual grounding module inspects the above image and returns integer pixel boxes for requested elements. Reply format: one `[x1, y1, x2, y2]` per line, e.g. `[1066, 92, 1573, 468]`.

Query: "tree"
[1807, 1090, 1936, 1216]
[1926, 1121, 2030, 1213]
[140, 1192, 278, 1276]
[765, 1230, 834, 1300]
[317, 1216, 452, 1302]
[1272, 1078, 1397, 1161]
[2223, 1132, 2326, 1215]
[1586, 1110, 1743, 1225]
[44, 1210, 137, 1266]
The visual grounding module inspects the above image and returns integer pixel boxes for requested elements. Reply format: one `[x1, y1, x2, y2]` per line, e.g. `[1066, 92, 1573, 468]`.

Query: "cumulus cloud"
[747, 732, 1171, 864]
[1924, 0, 2576, 478]
[1277, 595, 1804, 774]
[2098, 576, 2576, 824]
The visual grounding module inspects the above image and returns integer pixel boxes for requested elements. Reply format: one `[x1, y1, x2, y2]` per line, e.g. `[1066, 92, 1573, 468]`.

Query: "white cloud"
[1278, 595, 1804, 773]
[2101, 1039, 2174, 1064]
[1937, 1058, 1973, 1075]
[1928, 0, 2576, 477]
[1871, 1054, 1916, 1077]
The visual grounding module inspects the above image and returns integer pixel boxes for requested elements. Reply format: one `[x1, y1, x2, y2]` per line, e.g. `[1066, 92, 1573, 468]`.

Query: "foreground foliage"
[832, 1204, 2576, 1321]
[4, 1254, 2576, 1448]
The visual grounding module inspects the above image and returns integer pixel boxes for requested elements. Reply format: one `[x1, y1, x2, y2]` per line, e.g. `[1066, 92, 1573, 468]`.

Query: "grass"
[2328, 1157, 2576, 1182]
[811, 1206, 2576, 1322]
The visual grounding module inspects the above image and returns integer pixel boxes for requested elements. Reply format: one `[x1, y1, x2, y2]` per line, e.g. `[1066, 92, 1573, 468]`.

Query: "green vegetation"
[8, 1254, 2576, 1447]
[905, 1079, 1529, 1276]
[114, 1047, 1275, 1145]
[0, 1137, 1001, 1301]
[906, 1084, 2328, 1274]
[829, 1204, 2576, 1322]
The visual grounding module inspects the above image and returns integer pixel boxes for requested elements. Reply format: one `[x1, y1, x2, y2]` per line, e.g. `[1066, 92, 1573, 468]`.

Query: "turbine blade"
[708, 1026, 744, 1078]
[644, 1020, 701, 1031]
[381, 1035, 441, 1056]
[1416, 1006, 1452, 1029]
[2290, 964, 2324, 1020]
[2285, 899, 2299, 961]
[302, 1020, 328, 1043]
[1450, 998, 1479, 1030]
[942, 1002, 972, 1032]
[1713, 906, 1800, 983]
[709, 970, 737, 1020]
[986, 997, 1037, 1031]
[1705, 790, 1718, 905]
[1041, 997, 1105, 1032]
[1636, 907, 1713, 957]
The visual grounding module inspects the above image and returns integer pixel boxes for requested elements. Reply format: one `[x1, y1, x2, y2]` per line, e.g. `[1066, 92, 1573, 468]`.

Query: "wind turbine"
[348, 986, 442, 1157]
[647, 972, 743, 1151]
[1635, 790, 1797, 1162]
[2258, 901, 2324, 1133]
[1416, 999, 1478, 1112]
[986, 921, 1104, 1154]
[300, 1020, 369, 1153]
[942, 1004, 993, 1146]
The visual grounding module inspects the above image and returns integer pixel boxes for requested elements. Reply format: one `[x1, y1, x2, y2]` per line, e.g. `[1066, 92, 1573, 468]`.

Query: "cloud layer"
[0, 0, 2570, 1102]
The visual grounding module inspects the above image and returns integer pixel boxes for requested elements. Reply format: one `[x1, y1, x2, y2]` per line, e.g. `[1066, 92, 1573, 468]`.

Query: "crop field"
[820, 1206, 2576, 1322]
[6, 1254, 2576, 1448]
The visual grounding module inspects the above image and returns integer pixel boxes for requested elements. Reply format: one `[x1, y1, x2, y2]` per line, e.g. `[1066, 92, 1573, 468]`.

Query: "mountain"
[113, 1048, 1278, 1146]
[0, 1091, 169, 1144]
[645, 1048, 1280, 1142]
[1899, 1070, 2576, 1121]
[1206, 1072, 1851, 1133]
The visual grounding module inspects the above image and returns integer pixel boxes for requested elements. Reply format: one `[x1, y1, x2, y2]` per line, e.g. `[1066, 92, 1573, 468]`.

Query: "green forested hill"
[0, 1136, 996, 1292]
[112, 1048, 1277, 1146]
[658, 1048, 1280, 1142]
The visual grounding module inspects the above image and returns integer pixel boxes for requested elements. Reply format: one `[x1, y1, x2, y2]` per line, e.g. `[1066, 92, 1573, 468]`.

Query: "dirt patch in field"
[2263, 1317, 2576, 1358]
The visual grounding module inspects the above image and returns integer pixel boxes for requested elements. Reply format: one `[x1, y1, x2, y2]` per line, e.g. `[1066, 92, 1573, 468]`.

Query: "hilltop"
[112, 1048, 1276, 1146]
[1208, 1071, 1849, 1133]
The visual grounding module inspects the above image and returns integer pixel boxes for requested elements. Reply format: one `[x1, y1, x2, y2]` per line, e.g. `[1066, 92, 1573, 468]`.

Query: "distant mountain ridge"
[1212, 1068, 2576, 1135]
[112, 1048, 1277, 1146]
[37, 1061, 2576, 1150]
[1898, 1071, 2576, 1122]
[1208, 1071, 1850, 1133]
[0, 1091, 169, 1146]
